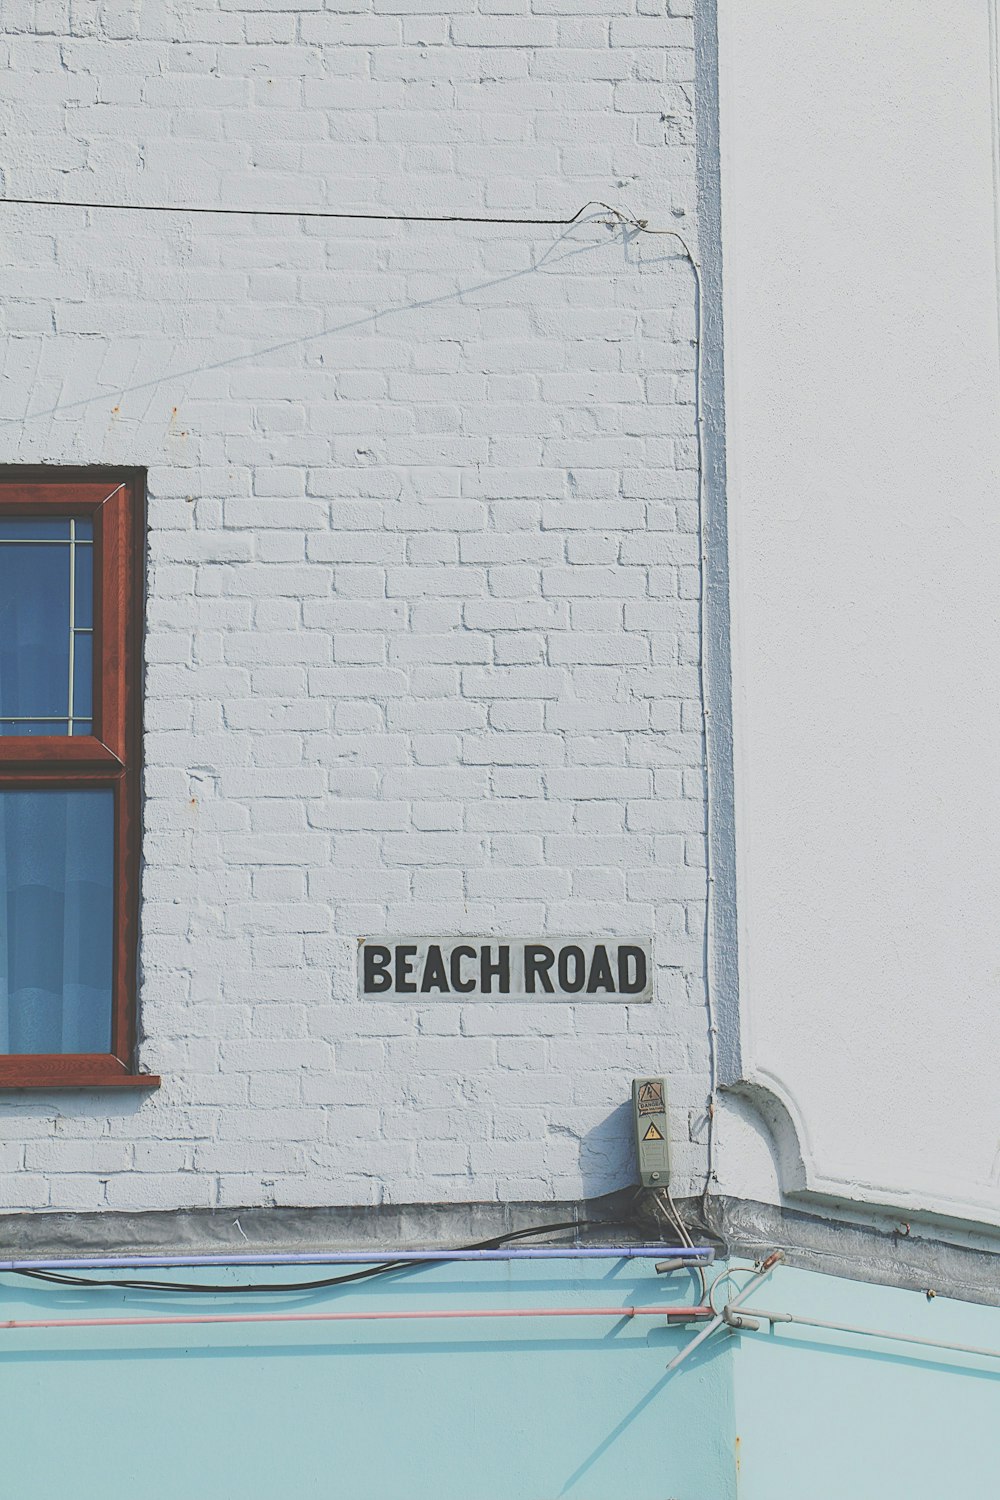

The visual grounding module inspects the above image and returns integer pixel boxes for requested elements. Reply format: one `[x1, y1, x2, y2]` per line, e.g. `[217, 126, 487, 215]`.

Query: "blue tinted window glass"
[0, 720, 69, 736]
[73, 543, 93, 628]
[0, 543, 71, 722]
[0, 519, 70, 541]
[75, 518, 93, 541]
[72, 632, 93, 721]
[0, 789, 114, 1054]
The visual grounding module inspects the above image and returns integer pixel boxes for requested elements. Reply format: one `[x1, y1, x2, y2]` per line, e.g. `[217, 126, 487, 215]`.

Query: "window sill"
[0, 1056, 160, 1090]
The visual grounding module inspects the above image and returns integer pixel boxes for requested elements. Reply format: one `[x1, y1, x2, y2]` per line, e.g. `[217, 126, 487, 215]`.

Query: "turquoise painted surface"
[0, 1258, 735, 1500]
[731, 1263, 1000, 1500]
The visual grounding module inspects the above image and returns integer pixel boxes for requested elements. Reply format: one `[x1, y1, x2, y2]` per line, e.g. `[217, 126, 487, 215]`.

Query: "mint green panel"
[733, 1264, 1000, 1500]
[0, 1259, 736, 1500]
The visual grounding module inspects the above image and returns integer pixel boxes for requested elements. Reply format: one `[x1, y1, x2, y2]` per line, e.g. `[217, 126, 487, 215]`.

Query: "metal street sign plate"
[358, 936, 653, 1002]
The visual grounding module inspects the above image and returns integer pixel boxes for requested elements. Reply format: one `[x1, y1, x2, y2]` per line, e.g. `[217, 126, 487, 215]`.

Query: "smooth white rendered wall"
[717, 0, 1000, 1224]
[0, 0, 706, 1212]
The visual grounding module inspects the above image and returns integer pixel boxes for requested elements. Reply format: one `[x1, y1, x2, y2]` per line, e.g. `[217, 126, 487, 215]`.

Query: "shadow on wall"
[2, 217, 632, 432]
[576, 1102, 637, 1197]
[0, 1091, 150, 1129]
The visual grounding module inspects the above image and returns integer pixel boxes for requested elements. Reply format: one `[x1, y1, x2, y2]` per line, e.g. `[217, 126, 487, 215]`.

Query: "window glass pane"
[0, 543, 71, 722]
[0, 789, 114, 1054]
[72, 631, 93, 721]
[0, 521, 95, 736]
[75, 518, 93, 541]
[0, 519, 71, 541]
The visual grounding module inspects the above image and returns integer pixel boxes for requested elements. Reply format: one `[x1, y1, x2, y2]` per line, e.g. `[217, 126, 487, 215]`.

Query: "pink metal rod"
[2, 1304, 713, 1332]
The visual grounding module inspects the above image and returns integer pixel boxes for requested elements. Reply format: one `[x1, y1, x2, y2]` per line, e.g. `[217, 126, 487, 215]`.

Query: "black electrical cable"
[16, 1263, 413, 1294]
[10, 1217, 650, 1295]
[0, 197, 602, 227]
[0, 196, 678, 244]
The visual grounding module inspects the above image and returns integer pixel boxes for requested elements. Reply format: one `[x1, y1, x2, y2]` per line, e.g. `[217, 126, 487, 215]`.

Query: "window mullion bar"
[67, 519, 76, 737]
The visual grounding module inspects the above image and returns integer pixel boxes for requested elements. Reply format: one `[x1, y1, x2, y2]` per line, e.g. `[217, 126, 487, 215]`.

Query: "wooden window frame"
[0, 469, 158, 1089]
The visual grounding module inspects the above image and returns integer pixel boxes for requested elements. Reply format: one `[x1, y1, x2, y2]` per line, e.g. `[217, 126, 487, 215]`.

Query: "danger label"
[642, 1121, 664, 1142]
[636, 1080, 664, 1116]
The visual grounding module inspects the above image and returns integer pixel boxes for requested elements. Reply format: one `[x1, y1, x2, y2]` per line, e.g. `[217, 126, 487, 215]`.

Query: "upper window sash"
[0, 480, 137, 771]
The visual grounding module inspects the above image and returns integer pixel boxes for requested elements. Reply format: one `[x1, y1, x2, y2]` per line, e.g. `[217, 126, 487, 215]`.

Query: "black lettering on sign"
[421, 944, 450, 993]
[450, 945, 477, 993]
[585, 945, 616, 993]
[480, 945, 511, 994]
[618, 945, 647, 995]
[557, 945, 586, 993]
[361, 937, 651, 1001]
[395, 945, 418, 993]
[363, 945, 393, 993]
[525, 945, 555, 993]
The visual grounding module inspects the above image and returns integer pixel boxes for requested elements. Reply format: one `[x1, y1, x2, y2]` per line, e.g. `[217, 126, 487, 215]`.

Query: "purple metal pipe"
[0, 1246, 712, 1273]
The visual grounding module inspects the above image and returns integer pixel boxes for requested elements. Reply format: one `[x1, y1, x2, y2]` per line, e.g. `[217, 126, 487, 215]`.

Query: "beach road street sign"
[358, 937, 653, 1002]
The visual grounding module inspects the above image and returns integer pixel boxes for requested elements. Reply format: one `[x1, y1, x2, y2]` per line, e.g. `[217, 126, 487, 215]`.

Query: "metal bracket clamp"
[666, 1251, 785, 1373]
[722, 1310, 761, 1331]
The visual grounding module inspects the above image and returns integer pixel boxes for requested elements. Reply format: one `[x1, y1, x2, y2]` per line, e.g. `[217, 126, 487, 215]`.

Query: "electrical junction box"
[632, 1077, 671, 1187]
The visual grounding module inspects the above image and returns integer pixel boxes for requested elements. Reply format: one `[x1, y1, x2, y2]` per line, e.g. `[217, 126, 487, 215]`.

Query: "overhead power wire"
[0, 195, 695, 254]
[0, 196, 617, 228]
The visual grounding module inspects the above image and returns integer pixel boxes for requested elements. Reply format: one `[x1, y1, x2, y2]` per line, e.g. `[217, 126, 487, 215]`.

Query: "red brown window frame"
[0, 469, 158, 1089]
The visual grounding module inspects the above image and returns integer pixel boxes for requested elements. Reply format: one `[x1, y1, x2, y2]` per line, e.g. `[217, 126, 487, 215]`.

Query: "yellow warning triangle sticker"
[642, 1121, 664, 1142]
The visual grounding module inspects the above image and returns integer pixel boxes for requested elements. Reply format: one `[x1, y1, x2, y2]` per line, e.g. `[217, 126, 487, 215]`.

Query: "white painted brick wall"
[0, 0, 707, 1212]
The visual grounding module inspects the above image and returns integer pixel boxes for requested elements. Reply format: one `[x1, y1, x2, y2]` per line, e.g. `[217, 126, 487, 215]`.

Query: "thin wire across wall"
[0, 196, 621, 228]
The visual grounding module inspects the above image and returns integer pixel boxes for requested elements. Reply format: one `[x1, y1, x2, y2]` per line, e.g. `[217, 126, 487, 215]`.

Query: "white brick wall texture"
[0, 0, 707, 1213]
